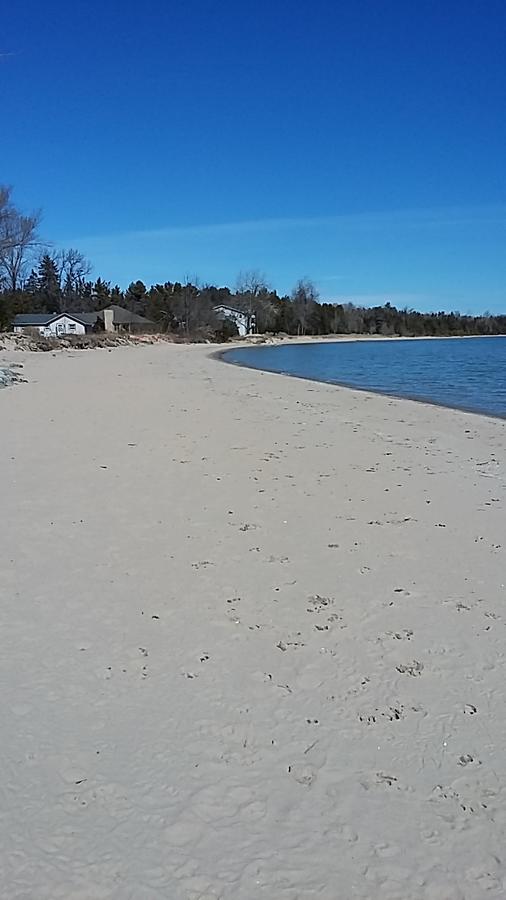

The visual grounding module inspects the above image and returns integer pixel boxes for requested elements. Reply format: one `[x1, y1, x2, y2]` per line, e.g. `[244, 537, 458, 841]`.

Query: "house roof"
[13, 311, 99, 327]
[213, 304, 248, 318]
[13, 306, 153, 327]
[98, 305, 153, 325]
[68, 312, 99, 325]
[13, 313, 59, 326]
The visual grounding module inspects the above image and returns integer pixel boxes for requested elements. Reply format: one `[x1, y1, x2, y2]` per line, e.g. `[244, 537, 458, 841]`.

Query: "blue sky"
[2, 0, 505, 312]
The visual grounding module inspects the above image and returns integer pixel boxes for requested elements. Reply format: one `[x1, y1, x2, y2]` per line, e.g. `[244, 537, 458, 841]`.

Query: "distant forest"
[1, 186, 505, 339]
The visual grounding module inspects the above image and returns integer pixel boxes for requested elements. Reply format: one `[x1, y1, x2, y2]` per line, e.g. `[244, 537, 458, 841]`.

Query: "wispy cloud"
[71, 204, 506, 246]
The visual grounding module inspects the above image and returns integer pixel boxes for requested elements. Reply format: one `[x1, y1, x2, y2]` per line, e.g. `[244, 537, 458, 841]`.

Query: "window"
[68, 324, 76, 332]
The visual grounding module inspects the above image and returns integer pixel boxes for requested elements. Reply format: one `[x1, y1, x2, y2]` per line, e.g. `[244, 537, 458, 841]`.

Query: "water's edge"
[214, 341, 506, 422]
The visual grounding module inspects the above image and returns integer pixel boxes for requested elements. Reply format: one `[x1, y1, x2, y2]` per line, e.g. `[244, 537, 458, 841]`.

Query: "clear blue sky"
[2, 0, 505, 312]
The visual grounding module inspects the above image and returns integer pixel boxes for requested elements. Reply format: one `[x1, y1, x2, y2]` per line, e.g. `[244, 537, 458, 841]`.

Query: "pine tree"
[23, 269, 39, 294]
[92, 277, 111, 309]
[37, 254, 61, 312]
[110, 285, 123, 303]
[124, 280, 147, 315]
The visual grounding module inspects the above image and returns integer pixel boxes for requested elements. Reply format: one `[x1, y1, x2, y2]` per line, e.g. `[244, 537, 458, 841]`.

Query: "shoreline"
[215, 338, 506, 422]
[229, 331, 506, 347]
[1, 342, 506, 899]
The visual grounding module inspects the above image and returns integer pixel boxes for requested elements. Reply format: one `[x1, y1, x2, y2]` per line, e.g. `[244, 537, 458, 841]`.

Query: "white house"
[12, 306, 154, 337]
[213, 304, 255, 337]
[12, 312, 97, 336]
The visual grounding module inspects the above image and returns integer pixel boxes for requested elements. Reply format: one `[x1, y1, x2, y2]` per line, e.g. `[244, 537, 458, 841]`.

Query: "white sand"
[1, 342, 506, 900]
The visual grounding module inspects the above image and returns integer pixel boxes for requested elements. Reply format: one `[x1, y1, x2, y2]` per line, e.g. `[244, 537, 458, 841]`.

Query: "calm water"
[224, 336, 506, 418]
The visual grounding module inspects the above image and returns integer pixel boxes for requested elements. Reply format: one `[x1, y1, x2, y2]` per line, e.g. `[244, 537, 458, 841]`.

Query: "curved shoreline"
[214, 339, 506, 422]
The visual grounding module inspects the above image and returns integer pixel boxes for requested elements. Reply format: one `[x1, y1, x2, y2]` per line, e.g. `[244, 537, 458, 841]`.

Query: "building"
[99, 305, 153, 333]
[12, 312, 98, 336]
[13, 306, 154, 336]
[213, 304, 255, 337]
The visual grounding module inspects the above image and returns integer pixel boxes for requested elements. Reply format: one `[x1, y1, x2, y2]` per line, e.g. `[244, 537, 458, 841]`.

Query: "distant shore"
[1, 342, 506, 899]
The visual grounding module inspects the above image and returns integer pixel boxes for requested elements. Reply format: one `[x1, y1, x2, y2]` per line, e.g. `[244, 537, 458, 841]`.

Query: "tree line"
[1, 186, 505, 338]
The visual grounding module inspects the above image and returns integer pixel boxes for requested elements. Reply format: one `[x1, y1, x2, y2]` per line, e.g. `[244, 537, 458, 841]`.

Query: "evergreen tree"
[124, 280, 147, 315]
[24, 269, 39, 294]
[110, 285, 123, 303]
[37, 254, 61, 312]
[92, 277, 111, 308]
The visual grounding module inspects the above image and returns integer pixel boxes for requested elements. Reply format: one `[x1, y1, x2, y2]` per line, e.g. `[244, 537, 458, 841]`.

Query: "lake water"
[224, 336, 506, 418]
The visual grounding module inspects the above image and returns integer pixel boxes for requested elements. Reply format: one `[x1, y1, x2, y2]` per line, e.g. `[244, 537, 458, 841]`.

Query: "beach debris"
[307, 595, 334, 613]
[385, 707, 403, 721]
[458, 754, 480, 767]
[359, 706, 405, 724]
[359, 713, 377, 725]
[396, 660, 424, 676]
[276, 637, 305, 650]
[376, 773, 398, 786]
[0, 366, 27, 387]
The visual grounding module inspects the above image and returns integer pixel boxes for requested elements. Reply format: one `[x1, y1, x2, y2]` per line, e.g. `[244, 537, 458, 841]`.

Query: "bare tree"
[172, 276, 218, 335]
[0, 186, 42, 290]
[235, 269, 271, 332]
[291, 277, 319, 335]
[57, 248, 92, 303]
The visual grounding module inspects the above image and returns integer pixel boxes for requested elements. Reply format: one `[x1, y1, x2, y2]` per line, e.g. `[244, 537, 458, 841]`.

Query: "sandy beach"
[1, 341, 506, 900]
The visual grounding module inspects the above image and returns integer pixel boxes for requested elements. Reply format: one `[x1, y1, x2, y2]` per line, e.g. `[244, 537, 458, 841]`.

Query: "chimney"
[103, 308, 114, 332]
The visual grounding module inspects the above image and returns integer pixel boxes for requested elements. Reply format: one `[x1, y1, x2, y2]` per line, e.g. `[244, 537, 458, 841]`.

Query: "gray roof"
[14, 307, 153, 327]
[13, 313, 59, 326]
[13, 311, 99, 327]
[66, 312, 99, 325]
[98, 305, 153, 324]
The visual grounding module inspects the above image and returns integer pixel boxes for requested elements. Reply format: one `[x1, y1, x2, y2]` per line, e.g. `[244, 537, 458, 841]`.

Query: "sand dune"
[1, 342, 505, 899]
